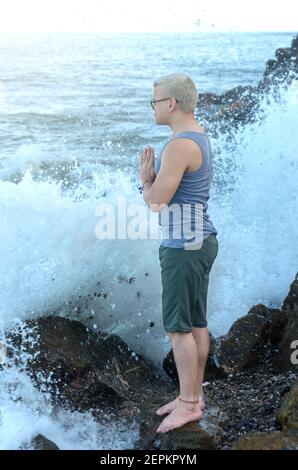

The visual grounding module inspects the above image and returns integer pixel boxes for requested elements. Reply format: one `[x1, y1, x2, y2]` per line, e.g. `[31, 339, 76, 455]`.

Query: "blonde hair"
[153, 73, 198, 113]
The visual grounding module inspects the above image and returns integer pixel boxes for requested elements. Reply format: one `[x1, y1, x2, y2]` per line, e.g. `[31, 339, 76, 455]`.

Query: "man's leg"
[170, 331, 200, 400]
[156, 331, 203, 433]
[156, 328, 209, 416]
[192, 327, 209, 407]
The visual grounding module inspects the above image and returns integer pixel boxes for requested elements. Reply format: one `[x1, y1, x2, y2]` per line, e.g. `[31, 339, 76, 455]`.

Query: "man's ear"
[169, 98, 176, 110]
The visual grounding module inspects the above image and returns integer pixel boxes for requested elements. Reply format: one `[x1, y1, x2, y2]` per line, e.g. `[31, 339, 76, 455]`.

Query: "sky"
[0, 0, 297, 33]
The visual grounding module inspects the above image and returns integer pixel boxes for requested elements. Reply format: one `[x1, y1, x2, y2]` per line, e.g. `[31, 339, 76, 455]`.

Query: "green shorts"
[158, 233, 219, 333]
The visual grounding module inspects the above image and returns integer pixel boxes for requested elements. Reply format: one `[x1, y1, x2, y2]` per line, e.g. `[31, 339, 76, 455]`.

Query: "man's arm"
[143, 139, 199, 211]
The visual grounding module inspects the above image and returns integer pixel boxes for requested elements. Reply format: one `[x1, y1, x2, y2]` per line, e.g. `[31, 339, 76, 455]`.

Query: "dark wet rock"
[281, 272, 298, 315]
[204, 333, 226, 380]
[196, 34, 298, 134]
[214, 304, 284, 373]
[21, 434, 60, 450]
[136, 398, 227, 450]
[2, 269, 298, 450]
[277, 378, 298, 432]
[5, 316, 158, 410]
[203, 360, 297, 449]
[274, 306, 298, 373]
[31, 434, 60, 450]
[274, 273, 298, 373]
[162, 348, 180, 385]
[234, 431, 298, 450]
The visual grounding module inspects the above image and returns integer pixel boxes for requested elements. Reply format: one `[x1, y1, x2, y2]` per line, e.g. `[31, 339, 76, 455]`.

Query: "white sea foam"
[0, 32, 297, 450]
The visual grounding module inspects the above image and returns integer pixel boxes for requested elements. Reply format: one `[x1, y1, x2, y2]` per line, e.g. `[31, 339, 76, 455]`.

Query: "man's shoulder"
[161, 137, 202, 171]
[162, 137, 196, 156]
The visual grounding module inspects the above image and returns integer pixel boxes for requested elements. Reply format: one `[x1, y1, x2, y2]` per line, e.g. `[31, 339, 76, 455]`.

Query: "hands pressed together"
[139, 145, 156, 185]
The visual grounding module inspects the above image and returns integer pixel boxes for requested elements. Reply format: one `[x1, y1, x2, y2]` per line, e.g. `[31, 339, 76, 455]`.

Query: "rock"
[204, 333, 225, 380]
[219, 85, 255, 105]
[281, 272, 298, 315]
[292, 35, 298, 51]
[277, 378, 298, 432]
[274, 273, 298, 373]
[197, 93, 222, 106]
[275, 47, 294, 63]
[214, 304, 284, 373]
[196, 34, 298, 134]
[273, 306, 298, 373]
[137, 399, 226, 450]
[163, 333, 222, 383]
[263, 59, 279, 77]
[162, 349, 177, 383]
[234, 431, 298, 450]
[21, 434, 60, 450]
[5, 316, 157, 410]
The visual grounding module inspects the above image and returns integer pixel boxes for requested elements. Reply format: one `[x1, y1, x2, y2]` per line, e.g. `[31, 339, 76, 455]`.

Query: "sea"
[0, 31, 297, 449]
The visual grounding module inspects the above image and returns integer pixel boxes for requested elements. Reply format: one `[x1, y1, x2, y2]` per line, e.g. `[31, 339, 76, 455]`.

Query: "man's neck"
[170, 118, 199, 136]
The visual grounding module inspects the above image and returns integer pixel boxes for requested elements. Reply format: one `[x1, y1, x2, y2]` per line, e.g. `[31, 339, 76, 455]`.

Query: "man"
[139, 73, 219, 434]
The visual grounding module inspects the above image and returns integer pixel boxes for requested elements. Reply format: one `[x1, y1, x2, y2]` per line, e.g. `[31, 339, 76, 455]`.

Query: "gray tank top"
[154, 130, 218, 248]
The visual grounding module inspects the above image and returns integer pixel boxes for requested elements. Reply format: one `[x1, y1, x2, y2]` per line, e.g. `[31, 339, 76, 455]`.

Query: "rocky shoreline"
[1, 272, 297, 450]
[200, 358, 297, 449]
[196, 34, 298, 135]
[1, 34, 297, 451]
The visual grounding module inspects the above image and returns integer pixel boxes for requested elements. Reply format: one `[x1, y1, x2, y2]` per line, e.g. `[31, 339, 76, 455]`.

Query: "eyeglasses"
[150, 97, 179, 110]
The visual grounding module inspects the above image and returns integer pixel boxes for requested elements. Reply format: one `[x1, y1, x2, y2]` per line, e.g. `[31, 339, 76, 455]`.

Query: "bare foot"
[156, 394, 205, 416]
[156, 397, 179, 416]
[156, 401, 203, 433]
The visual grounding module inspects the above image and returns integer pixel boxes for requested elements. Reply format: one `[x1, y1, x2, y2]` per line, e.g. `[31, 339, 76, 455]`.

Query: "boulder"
[281, 272, 298, 315]
[196, 34, 298, 134]
[27, 434, 60, 450]
[214, 305, 284, 373]
[234, 431, 298, 450]
[277, 378, 298, 432]
[137, 398, 227, 450]
[273, 306, 298, 373]
[292, 35, 298, 51]
[5, 316, 157, 410]
[274, 273, 298, 373]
